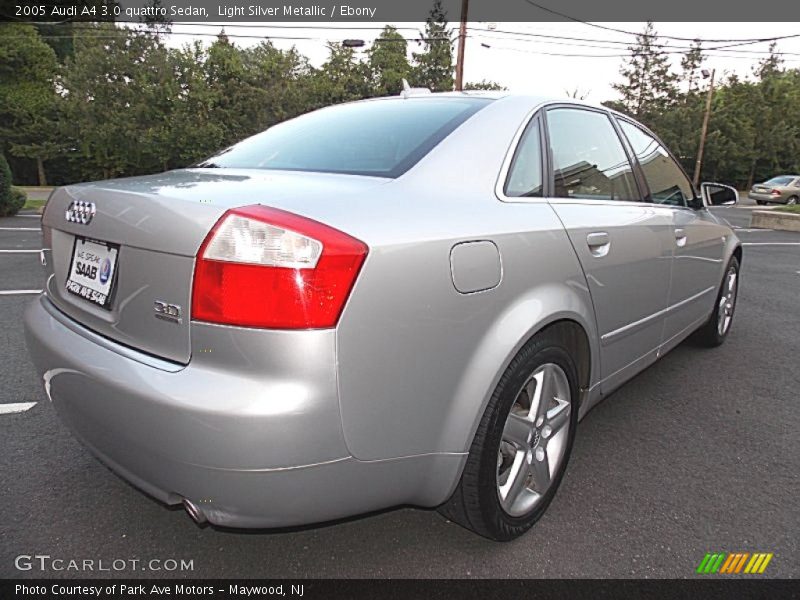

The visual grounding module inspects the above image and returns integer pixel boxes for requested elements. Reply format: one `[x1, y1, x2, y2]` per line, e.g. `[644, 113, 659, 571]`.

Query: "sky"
[158, 21, 800, 102]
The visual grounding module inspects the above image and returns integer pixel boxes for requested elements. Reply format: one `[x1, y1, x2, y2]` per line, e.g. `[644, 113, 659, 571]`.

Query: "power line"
[27, 26, 446, 44]
[518, 0, 800, 44]
[475, 40, 800, 62]
[470, 32, 800, 58]
[469, 26, 800, 55]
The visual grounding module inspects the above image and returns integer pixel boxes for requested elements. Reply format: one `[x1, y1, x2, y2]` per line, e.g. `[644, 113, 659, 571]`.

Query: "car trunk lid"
[41, 168, 387, 363]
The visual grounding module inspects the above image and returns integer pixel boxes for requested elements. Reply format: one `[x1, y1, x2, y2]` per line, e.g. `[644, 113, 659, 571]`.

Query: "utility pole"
[693, 68, 716, 187]
[454, 0, 469, 91]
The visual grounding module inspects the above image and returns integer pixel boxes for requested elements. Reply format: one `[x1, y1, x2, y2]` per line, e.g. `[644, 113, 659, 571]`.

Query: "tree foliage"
[0, 24, 62, 185]
[607, 25, 800, 188]
[5, 16, 800, 190]
[410, 0, 454, 92]
[369, 26, 412, 96]
[610, 22, 678, 122]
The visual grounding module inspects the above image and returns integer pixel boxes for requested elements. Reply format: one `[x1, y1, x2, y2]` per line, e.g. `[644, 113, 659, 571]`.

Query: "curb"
[750, 210, 800, 232]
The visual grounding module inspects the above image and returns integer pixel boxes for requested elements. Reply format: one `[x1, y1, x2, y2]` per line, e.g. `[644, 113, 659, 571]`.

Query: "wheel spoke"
[531, 364, 556, 422]
[523, 372, 543, 418]
[727, 272, 737, 293]
[503, 413, 532, 448]
[545, 398, 570, 436]
[499, 451, 528, 508]
[530, 447, 551, 492]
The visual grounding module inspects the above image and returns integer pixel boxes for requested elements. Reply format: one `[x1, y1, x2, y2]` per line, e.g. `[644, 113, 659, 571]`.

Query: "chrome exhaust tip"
[182, 498, 207, 525]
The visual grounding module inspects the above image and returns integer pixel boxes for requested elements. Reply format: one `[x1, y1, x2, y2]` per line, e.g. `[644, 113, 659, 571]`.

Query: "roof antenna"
[400, 79, 432, 99]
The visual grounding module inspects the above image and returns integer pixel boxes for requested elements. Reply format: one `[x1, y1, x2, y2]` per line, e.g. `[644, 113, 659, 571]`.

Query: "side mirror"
[701, 182, 738, 207]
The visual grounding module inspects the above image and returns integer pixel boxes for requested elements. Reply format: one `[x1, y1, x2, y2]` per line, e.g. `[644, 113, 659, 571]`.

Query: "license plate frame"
[65, 237, 120, 310]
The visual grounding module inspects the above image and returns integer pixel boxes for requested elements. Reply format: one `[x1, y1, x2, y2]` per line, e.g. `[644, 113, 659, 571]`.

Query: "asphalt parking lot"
[1, 200, 798, 579]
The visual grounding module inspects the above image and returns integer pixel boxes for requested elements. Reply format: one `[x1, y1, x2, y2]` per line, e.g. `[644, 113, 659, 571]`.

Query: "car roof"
[366, 90, 611, 112]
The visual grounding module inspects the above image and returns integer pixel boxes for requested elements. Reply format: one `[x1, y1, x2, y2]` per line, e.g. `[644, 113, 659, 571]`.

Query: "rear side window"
[618, 120, 693, 207]
[505, 117, 543, 197]
[197, 98, 492, 178]
[546, 108, 639, 202]
[766, 176, 794, 186]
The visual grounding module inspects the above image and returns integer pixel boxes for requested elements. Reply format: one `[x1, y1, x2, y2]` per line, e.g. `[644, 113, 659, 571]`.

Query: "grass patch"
[23, 197, 47, 211]
[773, 204, 800, 214]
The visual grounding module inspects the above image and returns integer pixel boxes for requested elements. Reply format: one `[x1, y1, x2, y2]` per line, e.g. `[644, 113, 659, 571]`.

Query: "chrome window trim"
[496, 101, 653, 207]
[494, 101, 550, 205]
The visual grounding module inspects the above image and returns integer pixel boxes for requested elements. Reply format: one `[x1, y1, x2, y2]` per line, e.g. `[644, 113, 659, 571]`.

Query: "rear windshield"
[196, 97, 492, 178]
[765, 176, 795, 185]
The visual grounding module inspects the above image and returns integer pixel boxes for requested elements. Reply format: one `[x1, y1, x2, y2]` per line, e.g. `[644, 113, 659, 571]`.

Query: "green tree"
[746, 47, 800, 185]
[167, 41, 226, 166]
[60, 24, 177, 179]
[368, 26, 411, 96]
[411, 0, 453, 92]
[0, 153, 12, 211]
[701, 74, 761, 186]
[312, 43, 372, 105]
[0, 153, 24, 216]
[680, 40, 705, 95]
[35, 22, 75, 64]
[609, 22, 678, 122]
[465, 80, 506, 91]
[657, 41, 707, 171]
[0, 24, 63, 185]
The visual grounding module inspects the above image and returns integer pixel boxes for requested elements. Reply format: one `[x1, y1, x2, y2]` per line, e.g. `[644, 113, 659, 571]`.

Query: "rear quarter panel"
[333, 97, 600, 462]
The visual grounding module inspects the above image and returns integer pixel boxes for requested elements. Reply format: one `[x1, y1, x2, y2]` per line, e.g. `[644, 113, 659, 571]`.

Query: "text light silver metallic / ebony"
[24, 92, 742, 541]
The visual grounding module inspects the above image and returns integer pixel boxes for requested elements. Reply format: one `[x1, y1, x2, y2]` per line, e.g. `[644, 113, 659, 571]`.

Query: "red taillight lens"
[771, 189, 781, 196]
[192, 205, 368, 329]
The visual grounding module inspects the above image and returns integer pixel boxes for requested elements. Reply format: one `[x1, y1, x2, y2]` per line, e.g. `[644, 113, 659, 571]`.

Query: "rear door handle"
[674, 228, 687, 247]
[586, 232, 610, 257]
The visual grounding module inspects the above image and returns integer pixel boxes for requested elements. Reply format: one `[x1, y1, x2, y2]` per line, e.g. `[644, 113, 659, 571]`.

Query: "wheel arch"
[732, 243, 743, 266]
[439, 284, 599, 459]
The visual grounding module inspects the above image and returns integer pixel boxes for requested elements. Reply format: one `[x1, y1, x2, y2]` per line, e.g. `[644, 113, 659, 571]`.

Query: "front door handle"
[675, 228, 687, 247]
[586, 232, 611, 257]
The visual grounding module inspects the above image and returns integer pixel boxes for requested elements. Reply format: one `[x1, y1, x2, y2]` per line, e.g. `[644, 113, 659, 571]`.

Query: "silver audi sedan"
[24, 93, 742, 540]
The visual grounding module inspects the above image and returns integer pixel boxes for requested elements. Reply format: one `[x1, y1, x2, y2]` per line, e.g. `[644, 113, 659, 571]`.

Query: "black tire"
[787, 196, 799, 206]
[756, 200, 766, 205]
[693, 255, 740, 347]
[439, 331, 580, 541]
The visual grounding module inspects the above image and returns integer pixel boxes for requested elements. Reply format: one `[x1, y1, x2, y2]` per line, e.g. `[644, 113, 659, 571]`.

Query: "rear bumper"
[748, 192, 780, 202]
[24, 295, 461, 527]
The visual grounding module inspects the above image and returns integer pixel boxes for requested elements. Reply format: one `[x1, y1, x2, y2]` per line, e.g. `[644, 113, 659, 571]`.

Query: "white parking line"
[0, 402, 37, 415]
[16, 214, 42, 218]
[735, 228, 773, 233]
[742, 242, 800, 246]
[0, 249, 41, 253]
[0, 227, 40, 231]
[0, 290, 42, 295]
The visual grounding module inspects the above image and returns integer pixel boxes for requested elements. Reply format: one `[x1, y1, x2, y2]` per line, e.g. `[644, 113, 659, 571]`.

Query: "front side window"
[546, 108, 639, 202]
[504, 117, 543, 197]
[196, 97, 492, 178]
[618, 120, 694, 207]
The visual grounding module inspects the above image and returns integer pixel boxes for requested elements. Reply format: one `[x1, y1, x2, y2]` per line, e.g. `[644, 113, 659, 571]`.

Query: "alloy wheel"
[497, 363, 571, 517]
[717, 265, 738, 336]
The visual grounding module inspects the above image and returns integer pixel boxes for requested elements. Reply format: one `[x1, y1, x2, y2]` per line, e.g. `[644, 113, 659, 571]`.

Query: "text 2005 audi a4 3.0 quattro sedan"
[25, 93, 742, 540]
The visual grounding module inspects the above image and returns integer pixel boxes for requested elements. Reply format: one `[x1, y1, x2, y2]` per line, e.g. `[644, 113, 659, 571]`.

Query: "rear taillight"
[771, 189, 781, 196]
[192, 205, 368, 329]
